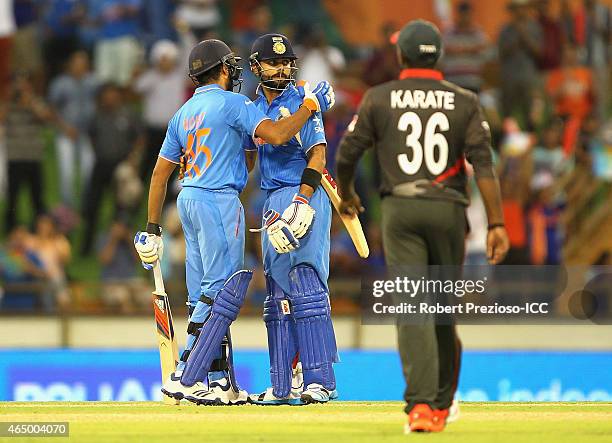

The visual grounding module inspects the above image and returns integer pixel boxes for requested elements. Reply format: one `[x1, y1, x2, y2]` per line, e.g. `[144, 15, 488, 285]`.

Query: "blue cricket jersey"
[244, 85, 326, 191]
[160, 84, 269, 192]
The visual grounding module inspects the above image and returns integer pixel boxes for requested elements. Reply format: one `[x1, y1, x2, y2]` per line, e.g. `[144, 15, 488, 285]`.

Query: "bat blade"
[152, 263, 180, 405]
[321, 169, 369, 258]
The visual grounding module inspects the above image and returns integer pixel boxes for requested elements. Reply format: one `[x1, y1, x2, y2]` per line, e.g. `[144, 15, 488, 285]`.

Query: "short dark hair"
[193, 63, 223, 86]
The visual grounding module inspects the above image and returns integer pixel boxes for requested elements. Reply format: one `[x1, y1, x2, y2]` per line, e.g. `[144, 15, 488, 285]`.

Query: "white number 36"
[397, 111, 449, 176]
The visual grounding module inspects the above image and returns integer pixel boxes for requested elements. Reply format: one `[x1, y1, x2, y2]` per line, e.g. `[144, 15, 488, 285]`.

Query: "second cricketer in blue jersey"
[134, 38, 336, 405]
[245, 34, 339, 405]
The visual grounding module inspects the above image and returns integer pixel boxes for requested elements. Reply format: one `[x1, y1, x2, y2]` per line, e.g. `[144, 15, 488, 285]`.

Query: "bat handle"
[153, 261, 166, 294]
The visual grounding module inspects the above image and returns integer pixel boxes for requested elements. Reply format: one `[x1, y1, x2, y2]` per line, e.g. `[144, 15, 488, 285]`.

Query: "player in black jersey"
[336, 19, 509, 433]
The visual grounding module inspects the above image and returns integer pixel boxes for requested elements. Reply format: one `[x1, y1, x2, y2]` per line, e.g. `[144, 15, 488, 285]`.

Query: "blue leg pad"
[289, 265, 338, 390]
[264, 275, 298, 398]
[181, 270, 252, 386]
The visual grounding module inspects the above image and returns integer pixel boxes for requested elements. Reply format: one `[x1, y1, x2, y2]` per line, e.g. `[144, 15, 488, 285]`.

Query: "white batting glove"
[134, 231, 164, 270]
[282, 193, 316, 239]
[298, 81, 335, 113]
[250, 209, 300, 254]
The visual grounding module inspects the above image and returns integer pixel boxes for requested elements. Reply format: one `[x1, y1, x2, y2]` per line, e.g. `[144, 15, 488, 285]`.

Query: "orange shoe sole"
[409, 418, 433, 433]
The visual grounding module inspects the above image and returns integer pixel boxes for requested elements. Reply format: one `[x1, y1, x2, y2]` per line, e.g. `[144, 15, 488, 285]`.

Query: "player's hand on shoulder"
[298, 80, 335, 113]
[251, 209, 299, 254]
[282, 193, 315, 239]
[134, 231, 164, 270]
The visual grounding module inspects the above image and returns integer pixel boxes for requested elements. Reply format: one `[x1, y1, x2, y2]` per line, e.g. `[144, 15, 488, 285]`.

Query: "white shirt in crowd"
[297, 46, 346, 86]
[0, 0, 15, 38]
[135, 69, 186, 129]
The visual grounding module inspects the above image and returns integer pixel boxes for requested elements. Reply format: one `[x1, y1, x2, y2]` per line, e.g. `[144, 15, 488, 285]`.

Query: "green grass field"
[2, 402, 612, 442]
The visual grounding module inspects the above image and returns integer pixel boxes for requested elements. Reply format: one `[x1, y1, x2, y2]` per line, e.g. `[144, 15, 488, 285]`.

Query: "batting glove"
[134, 231, 164, 270]
[299, 81, 335, 113]
[250, 209, 299, 254]
[282, 193, 316, 239]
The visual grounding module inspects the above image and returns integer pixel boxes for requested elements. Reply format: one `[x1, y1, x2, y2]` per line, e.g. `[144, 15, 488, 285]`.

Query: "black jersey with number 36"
[337, 70, 496, 205]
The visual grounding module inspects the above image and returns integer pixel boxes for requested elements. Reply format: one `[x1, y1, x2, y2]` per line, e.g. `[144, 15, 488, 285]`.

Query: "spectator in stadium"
[566, 0, 610, 118]
[527, 173, 564, 265]
[141, 0, 176, 51]
[0, 225, 47, 311]
[33, 214, 71, 311]
[48, 50, 98, 209]
[441, 1, 489, 93]
[498, 0, 543, 130]
[81, 83, 143, 255]
[113, 149, 144, 219]
[498, 119, 535, 264]
[98, 216, 146, 313]
[42, 0, 86, 80]
[234, 3, 274, 98]
[546, 45, 594, 123]
[0, 0, 15, 103]
[532, 119, 570, 178]
[90, 0, 143, 86]
[174, 0, 221, 41]
[546, 45, 595, 154]
[133, 39, 187, 181]
[362, 22, 399, 87]
[535, 0, 565, 72]
[3, 74, 52, 233]
[297, 25, 346, 86]
[11, 0, 44, 91]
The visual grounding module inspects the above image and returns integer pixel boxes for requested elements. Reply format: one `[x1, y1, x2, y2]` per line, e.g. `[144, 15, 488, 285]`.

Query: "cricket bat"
[277, 106, 369, 259]
[152, 261, 180, 405]
[321, 169, 369, 258]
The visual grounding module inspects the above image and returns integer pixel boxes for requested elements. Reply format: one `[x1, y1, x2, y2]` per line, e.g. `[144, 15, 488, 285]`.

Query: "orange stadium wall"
[323, 0, 612, 46]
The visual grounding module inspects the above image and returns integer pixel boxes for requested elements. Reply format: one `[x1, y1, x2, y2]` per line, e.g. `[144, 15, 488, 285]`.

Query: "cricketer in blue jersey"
[245, 34, 339, 406]
[133, 39, 336, 406]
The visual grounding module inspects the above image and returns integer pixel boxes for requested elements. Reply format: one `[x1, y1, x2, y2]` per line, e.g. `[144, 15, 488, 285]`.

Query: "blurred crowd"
[0, 0, 610, 313]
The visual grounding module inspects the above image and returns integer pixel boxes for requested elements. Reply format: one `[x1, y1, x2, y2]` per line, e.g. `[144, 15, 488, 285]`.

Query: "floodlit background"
[0, 0, 610, 402]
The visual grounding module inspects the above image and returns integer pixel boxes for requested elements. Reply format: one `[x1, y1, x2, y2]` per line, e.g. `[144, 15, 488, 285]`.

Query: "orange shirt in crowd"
[546, 67, 593, 120]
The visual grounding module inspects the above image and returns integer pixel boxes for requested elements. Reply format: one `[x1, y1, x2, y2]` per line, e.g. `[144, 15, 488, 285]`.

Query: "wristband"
[487, 223, 505, 230]
[300, 167, 322, 191]
[146, 222, 162, 236]
[293, 193, 310, 204]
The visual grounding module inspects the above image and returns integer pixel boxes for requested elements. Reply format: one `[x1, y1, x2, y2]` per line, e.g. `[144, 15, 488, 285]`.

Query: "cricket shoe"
[430, 399, 460, 432]
[300, 383, 339, 404]
[404, 404, 434, 434]
[161, 371, 207, 400]
[184, 377, 248, 406]
[248, 387, 302, 406]
[447, 399, 460, 423]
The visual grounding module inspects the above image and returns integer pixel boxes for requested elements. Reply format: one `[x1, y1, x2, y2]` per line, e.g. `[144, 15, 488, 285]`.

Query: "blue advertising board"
[0, 349, 610, 401]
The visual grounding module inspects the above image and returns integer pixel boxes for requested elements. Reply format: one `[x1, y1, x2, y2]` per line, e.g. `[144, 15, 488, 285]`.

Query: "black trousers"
[381, 196, 465, 413]
[81, 160, 119, 254]
[5, 161, 45, 232]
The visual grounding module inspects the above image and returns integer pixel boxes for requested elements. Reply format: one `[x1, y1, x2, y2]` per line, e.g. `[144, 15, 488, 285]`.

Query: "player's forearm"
[300, 144, 326, 198]
[336, 159, 357, 199]
[147, 158, 176, 226]
[476, 177, 505, 226]
[336, 139, 365, 199]
[257, 106, 312, 145]
[147, 176, 168, 226]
